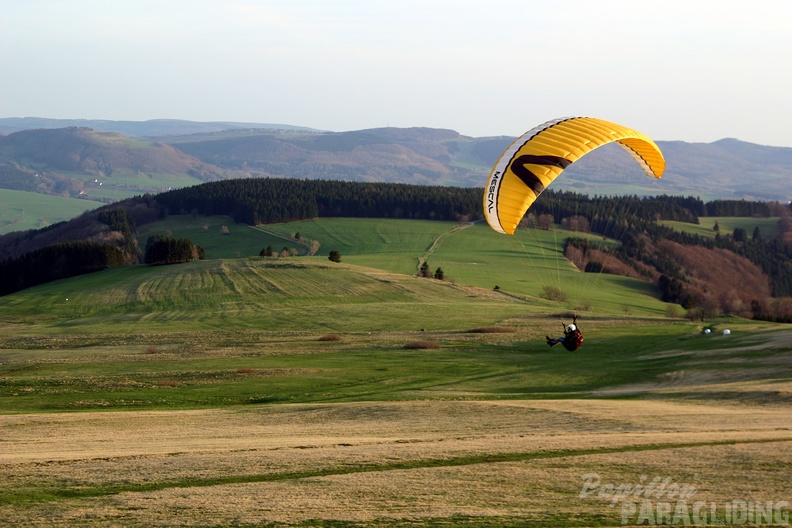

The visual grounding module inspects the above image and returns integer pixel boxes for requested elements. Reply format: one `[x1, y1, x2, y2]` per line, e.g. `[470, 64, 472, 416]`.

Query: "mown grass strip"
[7, 437, 791, 506]
[193, 512, 612, 528]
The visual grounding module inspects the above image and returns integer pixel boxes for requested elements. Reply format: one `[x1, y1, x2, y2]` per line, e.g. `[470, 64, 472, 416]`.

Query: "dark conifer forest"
[144, 178, 481, 224]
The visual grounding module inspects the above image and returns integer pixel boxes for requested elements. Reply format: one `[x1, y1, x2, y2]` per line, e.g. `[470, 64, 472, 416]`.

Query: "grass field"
[138, 216, 670, 317]
[1, 215, 790, 526]
[1, 323, 790, 526]
[661, 216, 780, 239]
[138, 215, 306, 260]
[0, 189, 103, 235]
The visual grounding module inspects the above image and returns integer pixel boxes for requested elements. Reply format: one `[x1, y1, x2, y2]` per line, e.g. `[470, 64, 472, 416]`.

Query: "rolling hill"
[1, 175, 790, 322]
[0, 127, 236, 202]
[1, 119, 791, 203]
[0, 127, 201, 175]
[0, 117, 317, 137]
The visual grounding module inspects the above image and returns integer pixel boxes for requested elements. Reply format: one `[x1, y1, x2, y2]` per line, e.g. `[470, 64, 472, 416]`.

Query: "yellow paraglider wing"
[483, 117, 665, 235]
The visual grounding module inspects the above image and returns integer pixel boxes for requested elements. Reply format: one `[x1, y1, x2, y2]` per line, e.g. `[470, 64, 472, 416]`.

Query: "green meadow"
[236, 217, 668, 314]
[1, 215, 790, 527]
[2, 308, 780, 415]
[0, 215, 780, 413]
[0, 189, 103, 234]
[137, 215, 306, 259]
[64, 170, 202, 201]
[661, 216, 780, 239]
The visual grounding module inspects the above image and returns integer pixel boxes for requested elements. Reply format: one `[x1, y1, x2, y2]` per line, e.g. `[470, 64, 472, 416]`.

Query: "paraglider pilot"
[546, 315, 584, 351]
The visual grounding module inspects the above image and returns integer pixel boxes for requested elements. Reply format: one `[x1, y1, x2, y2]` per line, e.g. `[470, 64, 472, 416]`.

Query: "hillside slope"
[0, 189, 101, 235]
[1, 176, 790, 321]
[0, 257, 530, 333]
[0, 127, 209, 175]
[1, 121, 791, 201]
[0, 127, 238, 201]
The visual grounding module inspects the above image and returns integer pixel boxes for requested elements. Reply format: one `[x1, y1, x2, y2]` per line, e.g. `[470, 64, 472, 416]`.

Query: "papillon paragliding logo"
[579, 473, 790, 526]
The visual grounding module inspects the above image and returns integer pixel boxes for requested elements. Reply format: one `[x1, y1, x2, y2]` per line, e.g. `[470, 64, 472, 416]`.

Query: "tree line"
[558, 193, 792, 321]
[135, 178, 482, 225]
[0, 241, 126, 295]
[529, 192, 776, 230]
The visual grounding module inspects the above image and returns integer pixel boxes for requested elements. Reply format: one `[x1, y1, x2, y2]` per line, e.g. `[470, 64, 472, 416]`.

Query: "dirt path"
[415, 221, 474, 275]
[250, 225, 316, 255]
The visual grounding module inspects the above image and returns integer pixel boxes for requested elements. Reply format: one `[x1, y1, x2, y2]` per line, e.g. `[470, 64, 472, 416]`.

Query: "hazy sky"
[2, 0, 791, 146]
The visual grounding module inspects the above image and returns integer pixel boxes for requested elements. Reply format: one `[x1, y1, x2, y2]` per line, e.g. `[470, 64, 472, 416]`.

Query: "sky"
[2, 0, 791, 146]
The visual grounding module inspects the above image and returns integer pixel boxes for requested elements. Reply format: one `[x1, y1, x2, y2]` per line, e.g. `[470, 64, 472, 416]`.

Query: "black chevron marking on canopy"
[509, 154, 573, 196]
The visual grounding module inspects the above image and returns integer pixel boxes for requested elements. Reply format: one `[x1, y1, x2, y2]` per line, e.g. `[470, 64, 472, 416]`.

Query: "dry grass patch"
[540, 285, 568, 302]
[2, 399, 791, 526]
[466, 326, 517, 334]
[403, 340, 441, 349]
[318, 334, 342, 341]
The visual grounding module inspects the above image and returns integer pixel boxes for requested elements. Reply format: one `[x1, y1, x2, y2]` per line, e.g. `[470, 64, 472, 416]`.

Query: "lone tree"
[328, 250, 342, 263]
[260, 245, 273, 257]
[434, 267, 445, 280]
[419, 261, 431, 277]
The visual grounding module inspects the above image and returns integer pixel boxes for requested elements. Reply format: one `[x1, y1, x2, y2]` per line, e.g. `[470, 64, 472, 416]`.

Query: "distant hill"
[165, 127, 478, 186]
[0, 127, 246, 202]
[0, 127, 204, 175]
[1, 119, 791, 202]
[0, 117, 317, 137]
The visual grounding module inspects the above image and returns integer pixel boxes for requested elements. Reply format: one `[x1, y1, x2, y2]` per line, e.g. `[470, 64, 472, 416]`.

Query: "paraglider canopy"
[483, 117, 666, 235]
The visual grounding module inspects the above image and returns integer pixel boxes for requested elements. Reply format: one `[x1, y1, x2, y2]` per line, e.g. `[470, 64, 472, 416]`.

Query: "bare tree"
[536, 214, 554, 230]
[562, 215, 590, 232]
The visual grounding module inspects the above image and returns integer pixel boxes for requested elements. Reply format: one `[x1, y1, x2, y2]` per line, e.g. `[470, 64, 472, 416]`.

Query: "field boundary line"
[250, 225, 314, 255]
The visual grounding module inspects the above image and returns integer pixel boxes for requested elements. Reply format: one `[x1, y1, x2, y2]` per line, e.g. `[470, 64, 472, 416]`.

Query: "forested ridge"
[146, 178, 481, 224]
[0, 177, 790, 321]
